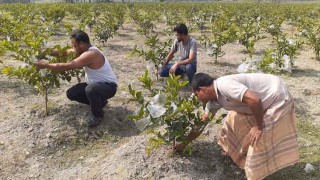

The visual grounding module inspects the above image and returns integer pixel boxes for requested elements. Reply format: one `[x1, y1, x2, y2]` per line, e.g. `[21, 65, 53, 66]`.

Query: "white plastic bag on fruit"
[134, 116, 151, 131]
[147, 104, 166, 118]
[170, 102, 177, 112]
[304, 163, 315, 173]
[282, 55, 292, 73]
[287, 38, 295, 45]
[149, 93, 166, 105]
[237, 57, 261, 73]
[189, 93, 195, 100]
[237, 62, 250, 73]
[206, 43, 218, 55]
[269, 62, 276, 69]
[147, 94, 167, 118]
[31, 55, 37, 63]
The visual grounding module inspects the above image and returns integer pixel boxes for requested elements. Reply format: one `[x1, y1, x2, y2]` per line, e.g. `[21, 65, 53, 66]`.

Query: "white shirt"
[205, 73, 291, 114]
[84, 46, 117, 84]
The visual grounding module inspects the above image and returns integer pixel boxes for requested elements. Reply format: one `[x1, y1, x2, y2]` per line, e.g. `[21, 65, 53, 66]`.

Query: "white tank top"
[84, 46, 117, 84]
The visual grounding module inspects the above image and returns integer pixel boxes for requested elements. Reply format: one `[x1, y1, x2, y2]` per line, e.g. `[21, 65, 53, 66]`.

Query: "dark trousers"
[159, 62, 197, 83]
[66, 82, 117, 117]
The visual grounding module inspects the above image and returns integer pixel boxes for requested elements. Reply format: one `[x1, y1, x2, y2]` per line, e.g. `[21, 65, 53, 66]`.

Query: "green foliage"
[258, 34, 301, 73]
[0, 11, 30, 41]
[190, 15, 206, 32]
[94, 25, 115, 46]
[262, 17, 284, 37]
[39, 5, 66, 24]
[128, 70, 206, 154]
[258, 49, 277, 73]
[145, 137, 166, 155]
[273, 34, 302, 62]
[204, 13, 238, 63]
[93, 10, 125, 46]
[128, 6, 155, 37]
[78, 16, 96, 32]
[163, 10, 181, 28]
[302, 25, 320, 60]
[163, 9, 183, 36]
[137, 18, 154, 37]
[64, 22, 74, 35]
[131, 35, 172, 80]
[1, 36, 81, 115]
[0, 41, 5, 57]
[237, 16, 264, 58]
[258, 49, 286, 74]
[2, 35, 46, 63]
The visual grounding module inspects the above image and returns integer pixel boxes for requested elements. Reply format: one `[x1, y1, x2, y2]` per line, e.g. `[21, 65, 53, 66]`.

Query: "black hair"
[70, 29, 90, 44]
[191, 73, 215, 91]
[173, 23, 188, 36]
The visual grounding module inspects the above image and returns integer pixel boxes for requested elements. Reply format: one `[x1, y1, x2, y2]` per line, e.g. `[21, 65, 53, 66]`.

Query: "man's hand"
[201, 113, 209, 122]
[169, 61, 180, 74]
[34, 60, 49, 69]
[249, 126, 262, 146]
[162, 59, 167, 66]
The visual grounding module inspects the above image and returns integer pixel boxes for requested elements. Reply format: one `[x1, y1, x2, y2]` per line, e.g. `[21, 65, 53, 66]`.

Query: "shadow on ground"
[107, 43, 134, 53]
[42, 103, 139, 154]
[204, 61, 239, 68]
[176, 141, 320, 180]
[175, 141, 246, 179]
[57, 103, 138, 136]
[266, 162, 320, 180]
[294, 97, 312, 118]
[0, 79, 37, 97]
[292, 68, 320, 78]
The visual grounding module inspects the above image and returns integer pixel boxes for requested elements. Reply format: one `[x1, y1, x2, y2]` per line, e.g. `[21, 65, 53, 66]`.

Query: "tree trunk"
[45, 88, 48, 116]
[172, 138, 176, 151]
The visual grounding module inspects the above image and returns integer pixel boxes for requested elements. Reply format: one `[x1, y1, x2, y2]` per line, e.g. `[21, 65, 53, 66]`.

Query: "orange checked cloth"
[218, 99, 299, 180]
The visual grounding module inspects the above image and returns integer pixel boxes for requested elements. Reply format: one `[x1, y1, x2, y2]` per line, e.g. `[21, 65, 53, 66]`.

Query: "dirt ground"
[1, 21, 320, 179]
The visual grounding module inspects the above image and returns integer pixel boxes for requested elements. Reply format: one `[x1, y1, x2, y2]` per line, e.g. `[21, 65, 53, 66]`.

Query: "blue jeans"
[159, 62, 197, 82]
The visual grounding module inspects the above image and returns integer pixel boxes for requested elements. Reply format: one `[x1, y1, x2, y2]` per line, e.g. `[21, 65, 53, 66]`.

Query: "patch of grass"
[298, 119, 320, 163]
[266, 118, 320, 179]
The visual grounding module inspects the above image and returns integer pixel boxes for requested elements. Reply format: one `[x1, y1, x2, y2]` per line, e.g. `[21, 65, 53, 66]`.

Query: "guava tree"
[1, 36, 82, 115]
[131, 35, 172, 80]
[128, 71, 208, 154]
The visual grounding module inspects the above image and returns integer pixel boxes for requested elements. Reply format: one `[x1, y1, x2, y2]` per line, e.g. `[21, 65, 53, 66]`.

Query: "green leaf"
[66, 76, 71, 82]
[1, 66, 12, 75]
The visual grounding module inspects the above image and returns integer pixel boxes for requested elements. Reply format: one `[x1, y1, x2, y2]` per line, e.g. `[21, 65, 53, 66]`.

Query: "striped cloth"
[218, 98, 299, 180]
